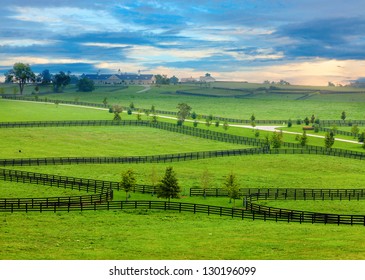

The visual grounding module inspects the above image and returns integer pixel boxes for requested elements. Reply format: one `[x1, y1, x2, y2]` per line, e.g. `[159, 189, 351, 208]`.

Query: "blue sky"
[1, 0, 365, 85]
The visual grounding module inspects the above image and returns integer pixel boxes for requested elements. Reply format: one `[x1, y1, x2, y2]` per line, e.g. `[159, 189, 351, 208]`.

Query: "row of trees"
[4, 63, 95, 94]
[120, 167, 242, 207]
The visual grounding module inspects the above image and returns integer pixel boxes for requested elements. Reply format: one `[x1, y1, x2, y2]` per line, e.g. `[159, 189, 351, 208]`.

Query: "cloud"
[0, 39, 57, 47]
[275, 17, 365, 59]
[8, 6, 141, 35]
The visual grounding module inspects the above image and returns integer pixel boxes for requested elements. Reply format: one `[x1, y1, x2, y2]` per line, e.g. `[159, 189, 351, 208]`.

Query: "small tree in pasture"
[223, 172, 240, 207]
[112, 105, 123, 121]
[157, 167, 181, 202]
[270, 131, 283, 148]
[341, 111, 346, 121]
[324, 131, 335, 148]
[351, 124, 359, 138]
[120, 169, 136, 201]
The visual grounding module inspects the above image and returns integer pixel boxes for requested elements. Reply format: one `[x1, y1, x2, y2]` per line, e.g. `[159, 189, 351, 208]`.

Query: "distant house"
[81, 72, 155, 85]
[199, 73, 215, 83]
[180, 77, 198, 83]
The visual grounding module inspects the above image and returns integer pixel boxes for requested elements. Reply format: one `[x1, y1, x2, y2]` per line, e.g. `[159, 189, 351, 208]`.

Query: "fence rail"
[0, 148, 268, 167]
[1, 199, 364, 225]
[3, 94, 365, 126]
[190, 187, 365, 199]
[0, 119, 268, 147]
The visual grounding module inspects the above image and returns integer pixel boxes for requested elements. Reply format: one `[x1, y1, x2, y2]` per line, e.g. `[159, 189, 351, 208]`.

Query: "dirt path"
[136, 85, 151, 93]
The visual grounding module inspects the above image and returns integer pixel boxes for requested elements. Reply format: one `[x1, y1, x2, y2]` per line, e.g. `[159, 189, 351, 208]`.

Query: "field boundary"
[3, 95, 365, 126]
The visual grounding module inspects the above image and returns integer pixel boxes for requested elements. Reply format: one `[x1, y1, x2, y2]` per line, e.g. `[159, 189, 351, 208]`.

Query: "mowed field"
[1, 83, 365, 260]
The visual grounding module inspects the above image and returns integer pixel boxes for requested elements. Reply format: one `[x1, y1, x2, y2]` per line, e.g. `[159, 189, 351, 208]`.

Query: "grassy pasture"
[2, 210, 365, 260]
[0, 126, 245, 158]
[7, 83, 365, 120]
[1, 87, 365, 260]
[15, 155, 365, 192]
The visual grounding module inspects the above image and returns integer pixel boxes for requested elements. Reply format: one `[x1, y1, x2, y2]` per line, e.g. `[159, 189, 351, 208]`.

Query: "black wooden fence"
[2, 167, 365, 225]
[0, 148, 268, 167]
[3, 94, 365, 126]
[1, 199, 364, 225]
[190, 187, 365, 200]
[0, 119, 268, 147]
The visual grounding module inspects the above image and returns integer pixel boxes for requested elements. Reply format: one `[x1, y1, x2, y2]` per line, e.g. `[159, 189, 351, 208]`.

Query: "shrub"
[288, 119, 292, 128]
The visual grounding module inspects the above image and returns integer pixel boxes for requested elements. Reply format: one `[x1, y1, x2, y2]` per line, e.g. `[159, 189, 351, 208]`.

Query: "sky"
[1, 0, 365, 85]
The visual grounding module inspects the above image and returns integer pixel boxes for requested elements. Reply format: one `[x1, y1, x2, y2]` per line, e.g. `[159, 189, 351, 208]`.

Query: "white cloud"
[8, 6, 142, 34]
[227, 48, 284, 61]
[0, 39, 57, 47]
[82, 43, 131, 48]
[0, 56, 95, 67]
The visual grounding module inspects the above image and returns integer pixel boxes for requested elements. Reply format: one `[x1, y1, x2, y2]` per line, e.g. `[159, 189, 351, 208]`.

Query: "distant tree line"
[4, 63, 95, 93]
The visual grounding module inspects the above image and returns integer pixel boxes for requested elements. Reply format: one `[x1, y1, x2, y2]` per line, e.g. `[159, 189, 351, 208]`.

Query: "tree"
[39, 69, 52, 84]
[53, 71, 70, 92]
[150, 105, 156, 114]
[5, 63, 36, 95]
[77, 77, 95, 92]
[250, 113, 256, 122]
[310, 114, 315, 124]
[200, 169, 213, 199]
[157, 167, 180, 202]
[324, 131, 335, 148]
[177, 102, 192, 123]
[223, 172, 240, 207]
[154, 74, 170, 85]
[304, 117, 310, 125]
[270, 131, 283, 148]
[170, 76, 179, 85]
[341, 111, 346, 121]
[358, 131, 365, 143]
[103, 97, 108, 107]
[351, 124, 359, 138]
[120, 169, 136, 201]
[296, 130, 308, 147]
[223, 121, 229, 130]
[112, 105, 123, 121]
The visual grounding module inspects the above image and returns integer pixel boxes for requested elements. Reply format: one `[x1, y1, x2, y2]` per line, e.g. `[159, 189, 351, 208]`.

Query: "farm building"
[81, 72, 155, 85]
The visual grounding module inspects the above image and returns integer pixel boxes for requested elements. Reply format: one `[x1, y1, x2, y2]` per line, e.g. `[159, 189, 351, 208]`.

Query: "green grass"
[0, 99, 110, 122]
[2, 210, 365, 260]
[16, 155, 365, 190]
[258, 200, 365, 215]
[0, 181, 89, 198]
[5, 83, 365, 120]
[2, 89, 365, 260]
[0, 126, 246, 158]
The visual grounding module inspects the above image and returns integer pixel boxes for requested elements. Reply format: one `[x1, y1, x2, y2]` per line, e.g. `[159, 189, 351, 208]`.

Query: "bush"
[296, 119, 302, 125]
[288, 119, 292, 128]
[193, 120, 198, 127]
[127, 108, 132, 115]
